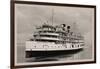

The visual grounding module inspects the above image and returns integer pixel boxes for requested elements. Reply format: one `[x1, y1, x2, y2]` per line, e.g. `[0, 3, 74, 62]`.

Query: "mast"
[51, 9, 54, 25]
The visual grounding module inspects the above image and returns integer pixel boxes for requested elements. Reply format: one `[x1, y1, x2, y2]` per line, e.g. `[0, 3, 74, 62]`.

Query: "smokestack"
[67, 26, 70, 33]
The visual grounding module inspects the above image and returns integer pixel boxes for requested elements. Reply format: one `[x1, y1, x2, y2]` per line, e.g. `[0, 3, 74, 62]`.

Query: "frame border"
[10, 1, 96, 69]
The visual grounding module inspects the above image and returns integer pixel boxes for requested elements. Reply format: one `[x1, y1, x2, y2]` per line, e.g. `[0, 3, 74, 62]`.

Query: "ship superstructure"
[26, 23, 84, 57]
[25, 9, 84, 58]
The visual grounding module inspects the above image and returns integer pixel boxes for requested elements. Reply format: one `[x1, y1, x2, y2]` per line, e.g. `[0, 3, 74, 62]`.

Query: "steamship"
[25, 23, 84, 57]
[25, 10, 84, 58]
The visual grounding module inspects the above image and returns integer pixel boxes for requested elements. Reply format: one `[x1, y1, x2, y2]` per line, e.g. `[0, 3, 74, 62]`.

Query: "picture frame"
[11, 0, 96, 69]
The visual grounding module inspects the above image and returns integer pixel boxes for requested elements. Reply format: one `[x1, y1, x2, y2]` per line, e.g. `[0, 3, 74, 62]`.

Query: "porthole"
[78, 45, 79, 47]
[72, 45, 74, 48]
[34, 46, 36, 48]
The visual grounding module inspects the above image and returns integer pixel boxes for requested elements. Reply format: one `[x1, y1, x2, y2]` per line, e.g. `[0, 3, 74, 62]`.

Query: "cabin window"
[34, 46, 36, 48]
[43, 28, 48, 30]
[58, 46, 60, 48]
[72, 45, 74, 48]
[48, 28, 51, 31]
[78, 45, 79, 47]
[65, 46, 67, 48]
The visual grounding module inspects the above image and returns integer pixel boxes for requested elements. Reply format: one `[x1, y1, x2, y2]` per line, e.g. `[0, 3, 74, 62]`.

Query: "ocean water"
[16, 33, 93, 63]
[17, 42, 93, 63]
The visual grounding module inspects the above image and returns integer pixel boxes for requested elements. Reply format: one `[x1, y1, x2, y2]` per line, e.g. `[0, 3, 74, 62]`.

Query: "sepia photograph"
[11, 1, 96, 68]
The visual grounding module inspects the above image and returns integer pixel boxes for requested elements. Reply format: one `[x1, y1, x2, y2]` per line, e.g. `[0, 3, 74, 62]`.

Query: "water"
[16, 33, 93, 63]
[17, 44, 92, 63]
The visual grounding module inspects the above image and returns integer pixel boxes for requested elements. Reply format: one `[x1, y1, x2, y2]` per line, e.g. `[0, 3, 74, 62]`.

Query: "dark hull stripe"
[26, 48, 83, 58]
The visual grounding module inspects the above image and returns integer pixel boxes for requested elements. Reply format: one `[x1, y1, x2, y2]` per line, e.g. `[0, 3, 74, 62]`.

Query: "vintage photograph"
[11, 1, 96, 68]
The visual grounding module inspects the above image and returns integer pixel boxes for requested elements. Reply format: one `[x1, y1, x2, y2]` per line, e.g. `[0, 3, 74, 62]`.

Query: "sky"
[15, 3, 95, 46]
[15, 3, 94, 34]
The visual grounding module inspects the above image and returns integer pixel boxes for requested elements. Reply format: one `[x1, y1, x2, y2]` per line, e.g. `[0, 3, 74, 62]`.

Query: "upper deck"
[32, 23, 84, 43]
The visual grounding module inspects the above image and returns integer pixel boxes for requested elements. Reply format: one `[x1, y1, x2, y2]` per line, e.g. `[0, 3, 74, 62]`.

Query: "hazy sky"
[15, 3, 94, 34]
[15, 3, 95, 46]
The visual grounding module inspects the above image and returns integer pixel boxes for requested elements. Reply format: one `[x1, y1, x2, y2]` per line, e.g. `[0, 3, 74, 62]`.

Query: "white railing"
[36, 37, 60, 40]
[26, 41, 83, 51]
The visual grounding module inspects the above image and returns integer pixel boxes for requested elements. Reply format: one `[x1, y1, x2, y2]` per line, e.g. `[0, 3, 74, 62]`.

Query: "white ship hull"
[25, 41, 84, 57]
[26, 41, 84, 51]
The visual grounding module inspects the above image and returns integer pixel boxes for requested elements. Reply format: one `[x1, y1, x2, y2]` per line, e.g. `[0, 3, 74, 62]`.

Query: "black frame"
[10, 0, 96, 69]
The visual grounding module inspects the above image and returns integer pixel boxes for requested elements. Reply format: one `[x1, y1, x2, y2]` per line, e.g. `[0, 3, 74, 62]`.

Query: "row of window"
[30, 44, 82, 49]
[37, 27, 66, 32]
[34, 34, 83, 40]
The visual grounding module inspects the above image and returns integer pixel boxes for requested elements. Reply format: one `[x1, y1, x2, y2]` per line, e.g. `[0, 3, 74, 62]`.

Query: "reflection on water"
[25, 49, 83, 62]
[17, 44, 92, 63]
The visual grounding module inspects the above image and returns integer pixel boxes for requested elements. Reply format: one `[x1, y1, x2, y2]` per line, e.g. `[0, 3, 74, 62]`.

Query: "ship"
[25, 10, 84, 58]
